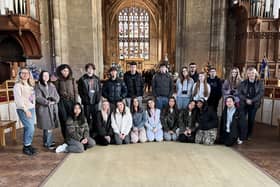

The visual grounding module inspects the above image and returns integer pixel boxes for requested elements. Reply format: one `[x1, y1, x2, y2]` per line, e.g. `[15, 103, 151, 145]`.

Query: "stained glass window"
[118, 7, 149, 60]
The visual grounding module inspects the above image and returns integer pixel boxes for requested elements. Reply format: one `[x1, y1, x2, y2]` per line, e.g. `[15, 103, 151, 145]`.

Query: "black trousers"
[58, 98, 75, 140]
[220, 132, 237, 146]
[94, 135, 111, 146]
[84, 104, 98, 137]
[178, 133, 195, 143]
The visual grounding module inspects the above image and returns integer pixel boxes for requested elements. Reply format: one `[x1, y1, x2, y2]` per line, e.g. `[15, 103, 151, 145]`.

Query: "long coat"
[35, 82, 60, 130]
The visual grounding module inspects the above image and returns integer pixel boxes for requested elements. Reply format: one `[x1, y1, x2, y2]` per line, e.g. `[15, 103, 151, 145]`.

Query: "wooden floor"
[0, 128, 67, 187]
[0, 124, 279, 187]
[234, 123, 280, 182]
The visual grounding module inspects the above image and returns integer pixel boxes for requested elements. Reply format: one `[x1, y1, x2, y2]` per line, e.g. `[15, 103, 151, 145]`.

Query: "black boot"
[22, 146, 33, 156]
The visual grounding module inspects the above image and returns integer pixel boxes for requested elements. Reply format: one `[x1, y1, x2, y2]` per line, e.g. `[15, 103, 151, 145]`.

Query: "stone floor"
[0, 124, 279, 187]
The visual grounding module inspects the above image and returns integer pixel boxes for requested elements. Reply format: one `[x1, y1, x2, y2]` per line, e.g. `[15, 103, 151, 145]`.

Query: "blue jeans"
[156, 96, 168, 110]
[17, 108, 35, 146]
[43, 129, 53, 147]
[176, 96, 190, 110]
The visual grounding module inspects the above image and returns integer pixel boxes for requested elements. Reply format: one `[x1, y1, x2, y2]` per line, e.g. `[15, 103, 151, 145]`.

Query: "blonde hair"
[246, 67, 260, 80]
[16, 67, 35, 87]
[193, 72, 209, 97]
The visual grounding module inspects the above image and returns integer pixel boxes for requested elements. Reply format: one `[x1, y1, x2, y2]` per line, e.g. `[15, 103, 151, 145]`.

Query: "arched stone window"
[118, 7, 149, 60]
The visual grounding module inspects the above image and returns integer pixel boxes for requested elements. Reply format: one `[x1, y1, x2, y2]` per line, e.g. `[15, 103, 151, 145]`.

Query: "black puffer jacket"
[102, 78, 127, 104]
[197, 106, 218, 130]
[152, 72, 173, 97]
[77, 74, 101, 105]
[123, 71, 144, 97]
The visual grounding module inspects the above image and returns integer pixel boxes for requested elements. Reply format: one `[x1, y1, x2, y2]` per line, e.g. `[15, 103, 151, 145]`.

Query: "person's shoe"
[51, 141, 56, 147]
[237, 138, 243, 145]
[47, 144, 56, 151]
[22, 146, 33, 156]
[30, 146, 38, 155]
[55, 143, 68, 153]
[44, 142, 56, 149]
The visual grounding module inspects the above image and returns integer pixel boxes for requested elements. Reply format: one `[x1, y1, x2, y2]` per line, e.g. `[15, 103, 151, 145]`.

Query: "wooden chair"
[0, 120, 17, 147]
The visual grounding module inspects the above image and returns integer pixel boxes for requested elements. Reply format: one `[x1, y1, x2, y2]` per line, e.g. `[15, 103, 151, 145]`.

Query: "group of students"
[13, 61, 264, 156]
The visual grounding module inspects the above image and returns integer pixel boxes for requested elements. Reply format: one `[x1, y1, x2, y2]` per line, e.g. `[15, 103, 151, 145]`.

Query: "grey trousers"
[67, 137, 96, 153]
[114, 133, 130, 145]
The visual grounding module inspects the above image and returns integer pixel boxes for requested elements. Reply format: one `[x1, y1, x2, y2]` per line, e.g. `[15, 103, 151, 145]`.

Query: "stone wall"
[38, 0, 103, 79]
[176, 0, 227, 77]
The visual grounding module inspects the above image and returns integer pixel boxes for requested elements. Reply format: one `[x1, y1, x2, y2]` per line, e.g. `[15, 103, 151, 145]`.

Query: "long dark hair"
[72, 103, 86, 124]
[146, 98, 155, 117]
[163, 96, 178, 116]
[38, 70, 50, 86]
[130, 97, 143, 114]
[179, 66, 190, 85]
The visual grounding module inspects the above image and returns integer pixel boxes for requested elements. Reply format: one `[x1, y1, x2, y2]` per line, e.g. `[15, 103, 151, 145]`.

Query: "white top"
[192, 83, 211, 101]
[111, 107, 132, 135]
[13, 81, 35, 112]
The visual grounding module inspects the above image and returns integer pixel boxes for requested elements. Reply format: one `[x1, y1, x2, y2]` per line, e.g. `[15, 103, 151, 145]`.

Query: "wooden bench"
[0, 120, 17, 147]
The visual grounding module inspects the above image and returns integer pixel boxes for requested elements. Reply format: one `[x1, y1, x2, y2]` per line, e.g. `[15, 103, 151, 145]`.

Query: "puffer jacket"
[123, 71, 144, 97]
[66, 117, 90, 141]
[152, 72, 173, 97]
[102, 78, 127, 104]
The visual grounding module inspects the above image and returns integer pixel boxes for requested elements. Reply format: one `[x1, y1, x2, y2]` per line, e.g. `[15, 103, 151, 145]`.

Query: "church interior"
[0, 0, 280, 186]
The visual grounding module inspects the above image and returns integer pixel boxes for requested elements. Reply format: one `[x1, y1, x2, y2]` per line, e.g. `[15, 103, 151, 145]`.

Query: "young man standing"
[123, 61, 144, 108]
[152, 62, 173, 110]
[77, 63, 101, 137]
[207, 68, 222, 112]
[189, 62, 199, 83]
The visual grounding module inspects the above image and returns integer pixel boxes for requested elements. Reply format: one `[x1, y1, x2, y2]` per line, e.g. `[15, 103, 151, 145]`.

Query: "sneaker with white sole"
[237, 138, 243, 145]
[55, 143, 68, 153]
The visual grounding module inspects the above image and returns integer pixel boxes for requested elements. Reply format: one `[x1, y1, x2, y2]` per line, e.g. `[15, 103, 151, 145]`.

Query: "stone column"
[209, 0, 227, 77]
[175, 0, 187, 71]
[91, 0, 103, 78]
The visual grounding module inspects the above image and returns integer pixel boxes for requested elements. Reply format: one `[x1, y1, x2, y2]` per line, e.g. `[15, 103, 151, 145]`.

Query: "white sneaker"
[237, 139, 243, 145]
[55, 143, 68, 153]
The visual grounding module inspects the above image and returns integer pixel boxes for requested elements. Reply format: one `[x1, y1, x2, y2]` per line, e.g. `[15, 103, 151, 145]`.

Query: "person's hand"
[49, 101, 55, 105]
[184, 130, 188, 136]
[81, 138, 88, 144]
[187, 129, 192, 136]
[246, 99, 252, 105]
[133, 127, 138, 132]
[169, 130, 174, 134]
[153, 128, 157, 133]
[25, 110, 32, 118]
[105, 136, 111, 143]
